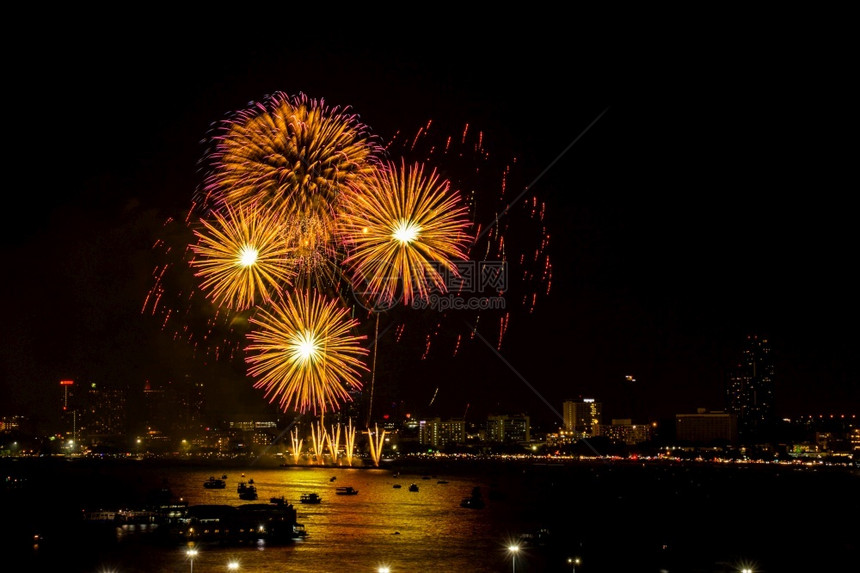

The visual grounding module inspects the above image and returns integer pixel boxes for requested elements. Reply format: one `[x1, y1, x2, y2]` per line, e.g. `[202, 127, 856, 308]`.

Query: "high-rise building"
[79, 382, 128, 448]
[418, 418, 465, 448]
[486, 414, 531, 443]
[726, 335, 774, 439]
[562, 399, 602, 436]
[676, 408, 738, 443]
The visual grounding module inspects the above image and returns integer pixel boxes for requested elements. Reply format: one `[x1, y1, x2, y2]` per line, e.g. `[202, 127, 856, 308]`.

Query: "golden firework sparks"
[202, 91, 382, 226]
[245, 290, 368, 414]
[339, 160, 472, 307]
[190, 204, 295, 311]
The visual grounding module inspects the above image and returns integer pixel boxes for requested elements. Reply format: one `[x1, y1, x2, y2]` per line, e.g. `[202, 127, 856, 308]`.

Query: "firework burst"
[339, 160, 473, 307]
[189, 204, 295, 311]
[200, 91, 383, 224]
[244, 290, 369, 414]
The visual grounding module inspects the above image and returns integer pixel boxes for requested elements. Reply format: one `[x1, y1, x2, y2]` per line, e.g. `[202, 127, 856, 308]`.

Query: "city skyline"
[2, 28, 857, 428]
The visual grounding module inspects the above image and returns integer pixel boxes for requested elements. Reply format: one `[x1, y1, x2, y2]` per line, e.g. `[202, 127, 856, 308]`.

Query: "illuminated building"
[418, 418, 465, 448]
[849, 428, 860, 451]
[593, 418, 654, 445]
[486, 414, 530, 443]
[562, 399, 602, 437]
[675, 409, 738, 443]
[726, 334, 774, 439]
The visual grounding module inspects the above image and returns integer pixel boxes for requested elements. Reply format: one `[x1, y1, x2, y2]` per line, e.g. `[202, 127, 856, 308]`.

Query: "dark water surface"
[2, 457, 857, 572]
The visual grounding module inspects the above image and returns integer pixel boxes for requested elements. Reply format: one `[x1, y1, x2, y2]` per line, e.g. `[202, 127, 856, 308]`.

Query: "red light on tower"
[60, 379, 74, 410]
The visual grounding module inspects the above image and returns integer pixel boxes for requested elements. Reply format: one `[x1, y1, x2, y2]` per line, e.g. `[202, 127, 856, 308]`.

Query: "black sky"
[2, 24, 857, 428]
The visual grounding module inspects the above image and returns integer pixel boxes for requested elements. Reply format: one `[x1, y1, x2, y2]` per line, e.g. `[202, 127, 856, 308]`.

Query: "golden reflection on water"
[150, 465, 519, 572]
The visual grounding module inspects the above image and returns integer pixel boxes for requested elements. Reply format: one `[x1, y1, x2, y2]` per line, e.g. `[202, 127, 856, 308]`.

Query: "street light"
[508, 545, 520, 573]
[568, 556, 581, 572]
[187, 547, 198, 573]
[227, 560, 240, 570]
[378, 567, 391, 573]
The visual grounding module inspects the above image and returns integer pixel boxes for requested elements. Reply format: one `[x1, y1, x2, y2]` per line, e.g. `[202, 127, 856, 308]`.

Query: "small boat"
[270, 495, 288, 506]
[335, 486, 358, 495]
[329, 476, 337, 482]
[460, 486, 484, 509]
[460, 496, 485, 509]
[409, 483, 419, 492]
[203, 476, 227, 489]
[292, 523, 308, 539]
[237, 481, 258, 500]
[393, 484, 402, 489]
[437, 480, 449, 484]
[300, 493, 322, 504]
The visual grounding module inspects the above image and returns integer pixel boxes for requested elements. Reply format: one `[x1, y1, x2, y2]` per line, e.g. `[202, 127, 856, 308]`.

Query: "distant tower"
[726, 335, 774, 440]
[59, 379, 76, 439]
[562, 398, 602, 437]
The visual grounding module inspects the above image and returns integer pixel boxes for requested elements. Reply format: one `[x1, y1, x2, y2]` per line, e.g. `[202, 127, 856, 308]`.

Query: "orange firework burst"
[245, 290, 368, 414]
[201, 91, 383, 224]
[190, 204, 295, 311]
[339, 160, 473, 306]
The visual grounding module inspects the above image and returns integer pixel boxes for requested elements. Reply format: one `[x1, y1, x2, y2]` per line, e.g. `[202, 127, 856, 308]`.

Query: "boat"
[460, 495, 485, 509]
[392, 484, 402, 489]
[409, 483, 419, 492]
[203, 476, 226, 489]
[299, 493, 322, 504]
[270, 495, 288, 506]
[335, 486, 358, 495]
[460, 486, 485, 509]
[237, 481, 258, 500]
[329, 476, 337, 482]
[437, 480, 449, 484]
[171, 502, 299, 545]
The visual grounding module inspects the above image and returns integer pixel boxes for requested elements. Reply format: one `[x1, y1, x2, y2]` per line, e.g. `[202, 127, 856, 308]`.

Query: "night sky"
[2, 25, 856, 429]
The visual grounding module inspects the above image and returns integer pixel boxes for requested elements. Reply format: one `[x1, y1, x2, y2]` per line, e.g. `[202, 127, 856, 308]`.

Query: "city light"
[568, 556, 581, 572]
[187, 547, 199, 573]
[508, 544, 520, 573]
[227, 560, 240, 570]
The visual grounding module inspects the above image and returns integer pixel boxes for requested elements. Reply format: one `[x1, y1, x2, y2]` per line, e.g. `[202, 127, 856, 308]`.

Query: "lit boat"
[335, 486, 358, 495]
[203, 476, 227, 489]
[299, 493, 322, 504]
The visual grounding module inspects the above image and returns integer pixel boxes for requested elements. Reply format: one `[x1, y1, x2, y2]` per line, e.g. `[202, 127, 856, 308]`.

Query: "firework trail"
[365, 423, 386, 467]
[290, 427, 303, 465]
[343, 418, 357, 466]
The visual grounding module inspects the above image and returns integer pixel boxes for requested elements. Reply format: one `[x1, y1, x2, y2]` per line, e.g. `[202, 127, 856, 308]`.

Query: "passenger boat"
[299, 492, 322, 504]
[170, 502, 300, 545]
[335, 486, 358, 495]
[203, 476, 227, 489]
